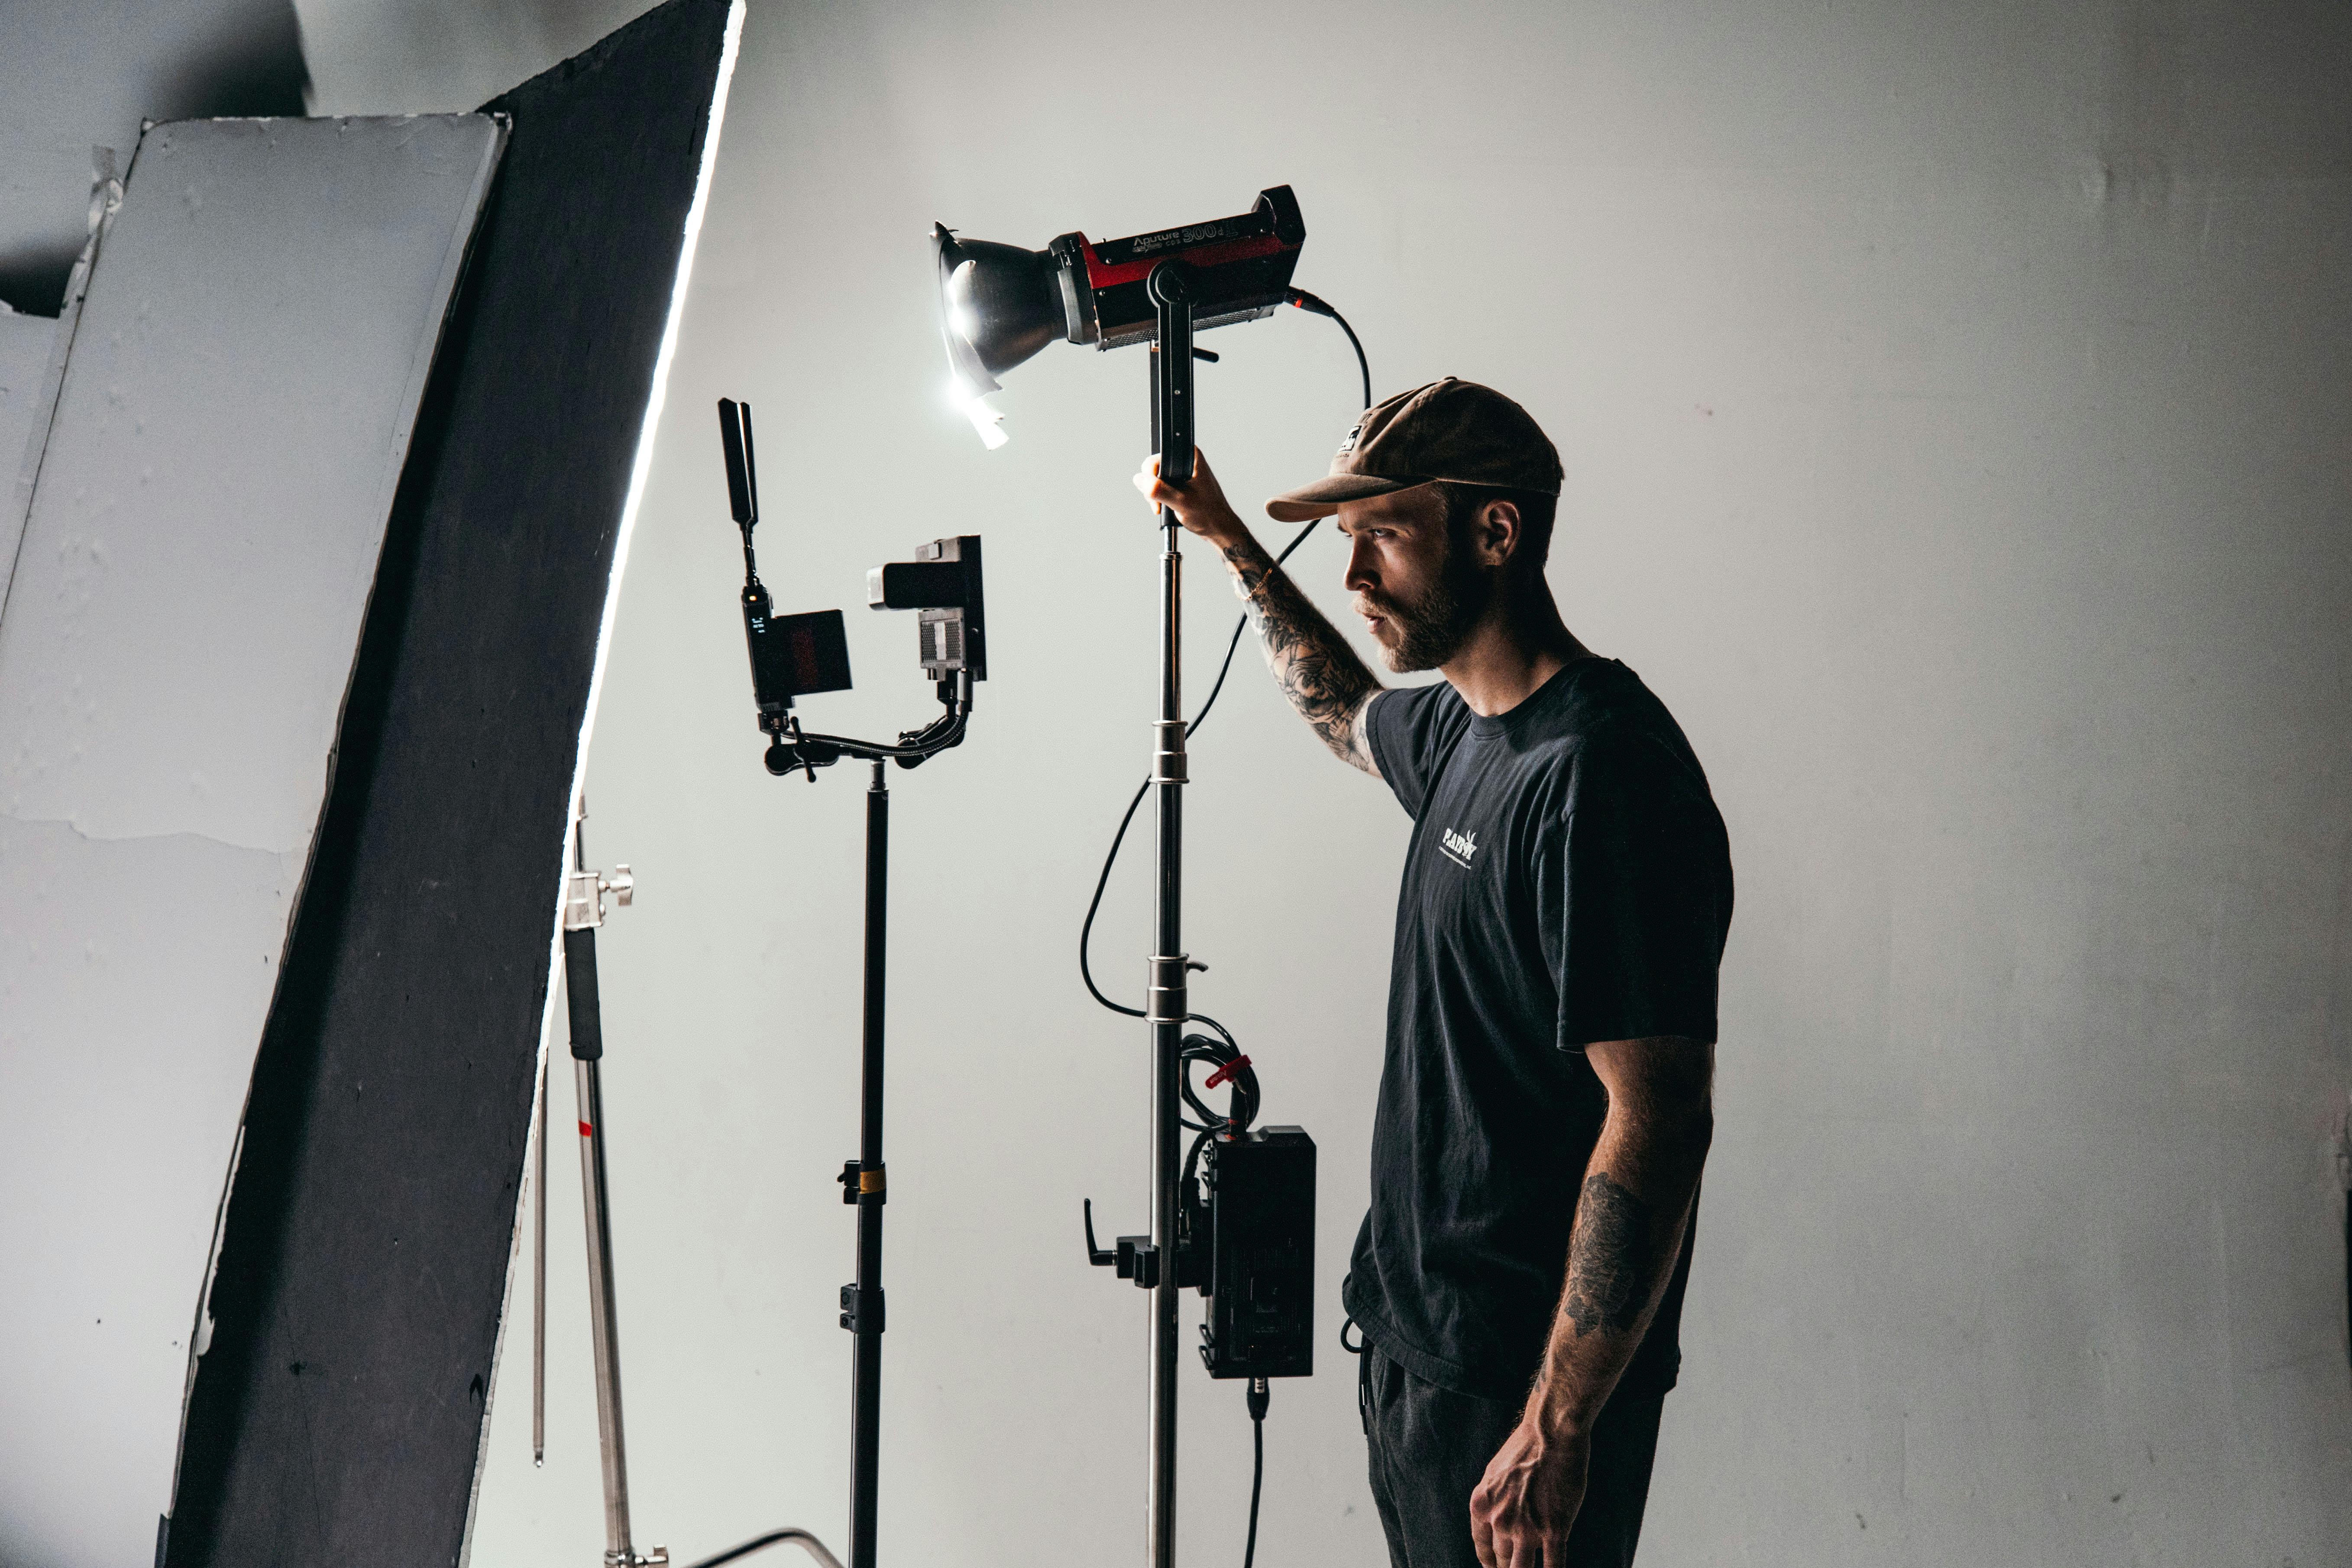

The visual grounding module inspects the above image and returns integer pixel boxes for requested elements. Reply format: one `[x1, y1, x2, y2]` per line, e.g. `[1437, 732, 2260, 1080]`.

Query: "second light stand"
[715, 394, 983, 1568]
[762, 668, 975, 1568]
[841, 755, 893, 1568]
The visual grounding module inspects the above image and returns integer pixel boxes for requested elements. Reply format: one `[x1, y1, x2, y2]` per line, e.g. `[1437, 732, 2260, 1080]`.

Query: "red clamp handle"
[1203, 1054, 1252, 1091]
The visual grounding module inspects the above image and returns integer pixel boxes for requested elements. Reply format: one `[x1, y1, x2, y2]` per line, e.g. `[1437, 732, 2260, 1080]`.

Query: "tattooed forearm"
[1219, 533, 1383, 773]
[1522, 1039, 1711, 1436]
[1562, 1172, 1653, 1338]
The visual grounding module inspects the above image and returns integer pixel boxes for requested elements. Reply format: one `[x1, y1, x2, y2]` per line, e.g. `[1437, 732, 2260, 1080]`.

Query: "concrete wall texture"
[8, 0, 2341, 1565]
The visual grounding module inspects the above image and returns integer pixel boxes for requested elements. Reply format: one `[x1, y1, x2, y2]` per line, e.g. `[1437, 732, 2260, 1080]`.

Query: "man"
[1135, 378, 1733, 1568]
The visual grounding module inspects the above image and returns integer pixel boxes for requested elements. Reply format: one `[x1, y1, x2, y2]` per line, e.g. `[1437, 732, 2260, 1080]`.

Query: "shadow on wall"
[0, 248, 87, 326]
[0, 0, 308, 315]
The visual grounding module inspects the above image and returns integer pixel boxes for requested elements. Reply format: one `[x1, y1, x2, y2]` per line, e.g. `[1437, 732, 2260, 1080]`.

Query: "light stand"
[716, 396, 985, 1568]
[847, 758, 889, 1568]
[534, 1016, 549, 1468]
[556, 799, 661, 1568]
[1141, 262, 1200, 1568]
[530, 797, 848, 1568]
[930, 190, 1336, 1568]
[763, 679, 976, 1568]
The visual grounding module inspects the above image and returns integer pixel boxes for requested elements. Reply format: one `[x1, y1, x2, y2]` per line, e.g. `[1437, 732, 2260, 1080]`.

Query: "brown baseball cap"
[1264, 377, 1563, 522]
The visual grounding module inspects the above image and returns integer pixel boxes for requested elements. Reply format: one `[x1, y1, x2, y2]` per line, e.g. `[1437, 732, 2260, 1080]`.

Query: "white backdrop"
[285, 3, 2352, 1565]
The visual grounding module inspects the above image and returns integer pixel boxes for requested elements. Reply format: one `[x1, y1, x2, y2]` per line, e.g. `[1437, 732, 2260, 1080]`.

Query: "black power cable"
[1285, 288, 1373, 412]
[1244, 1377, 1271, 1568]
[1077, 294, 1373, 1020]
[679, 1528, 842, 1568]
[1174, 1027, 1272, 1568]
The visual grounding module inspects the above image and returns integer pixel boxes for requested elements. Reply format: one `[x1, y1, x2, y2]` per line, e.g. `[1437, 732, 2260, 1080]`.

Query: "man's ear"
[1473, 499, 1522, 569]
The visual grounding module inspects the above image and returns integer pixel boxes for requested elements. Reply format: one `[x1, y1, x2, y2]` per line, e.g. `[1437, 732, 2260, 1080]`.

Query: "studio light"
[933, 232, 1064, 393]
[929, 185, 1353, 1568]
[931, 185, 1306, 446]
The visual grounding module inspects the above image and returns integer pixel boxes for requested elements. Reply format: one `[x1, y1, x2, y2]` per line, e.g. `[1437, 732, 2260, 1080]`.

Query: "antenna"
[717, 398, 758, 528]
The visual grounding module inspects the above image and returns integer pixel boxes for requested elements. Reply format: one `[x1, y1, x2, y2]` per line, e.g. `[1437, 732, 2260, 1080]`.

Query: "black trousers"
[1362, 1348, 1666, 1568]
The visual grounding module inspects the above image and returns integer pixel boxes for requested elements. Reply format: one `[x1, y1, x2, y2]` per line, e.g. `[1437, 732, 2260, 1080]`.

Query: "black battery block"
[1197, 1126, 1315, 1380]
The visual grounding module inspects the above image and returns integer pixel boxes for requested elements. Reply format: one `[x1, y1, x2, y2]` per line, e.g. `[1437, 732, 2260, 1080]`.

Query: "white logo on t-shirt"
[1439, 827, 1478, 869]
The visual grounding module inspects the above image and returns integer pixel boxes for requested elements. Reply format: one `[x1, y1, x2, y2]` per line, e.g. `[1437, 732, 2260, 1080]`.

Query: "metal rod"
[1143, 259, 1195, 1568]
[1147, 523, 1184, 1568]
[847, 760, 889, 1568]
[534, 1044, 548, 1467]
[568, 923, 644, 1566]
[575, 1056, 634, 1557]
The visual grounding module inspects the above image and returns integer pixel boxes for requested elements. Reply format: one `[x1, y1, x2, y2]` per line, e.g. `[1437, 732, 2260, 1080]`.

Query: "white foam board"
[0, 113, 503, 1568]
[0, 307, 60, 590]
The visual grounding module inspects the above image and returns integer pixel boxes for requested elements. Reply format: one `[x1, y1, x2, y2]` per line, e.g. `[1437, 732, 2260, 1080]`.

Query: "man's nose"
[1344, 537, 1378, 593]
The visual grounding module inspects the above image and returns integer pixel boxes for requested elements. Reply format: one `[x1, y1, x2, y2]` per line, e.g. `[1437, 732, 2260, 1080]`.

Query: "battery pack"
[1197, 1125, 1315, 1380]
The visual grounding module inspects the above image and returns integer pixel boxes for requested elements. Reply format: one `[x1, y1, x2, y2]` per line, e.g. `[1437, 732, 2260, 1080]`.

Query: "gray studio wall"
[0, 0, 307, 314]
[338, 3, 2345, 1566]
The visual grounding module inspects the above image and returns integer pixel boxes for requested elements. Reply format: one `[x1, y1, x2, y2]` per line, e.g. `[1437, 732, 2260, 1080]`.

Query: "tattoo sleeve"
[1562, 1173, 1654, 1337]
[1525, 1039, 1712, 1435]
[1217, 532, 1384, 775]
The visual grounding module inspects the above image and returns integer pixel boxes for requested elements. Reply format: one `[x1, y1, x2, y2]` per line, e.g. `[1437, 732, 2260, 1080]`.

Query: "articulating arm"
[763, 670, 975, 780]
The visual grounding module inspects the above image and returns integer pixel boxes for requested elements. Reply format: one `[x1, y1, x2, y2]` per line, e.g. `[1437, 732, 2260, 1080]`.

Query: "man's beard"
[1361, 546, 1493, 673]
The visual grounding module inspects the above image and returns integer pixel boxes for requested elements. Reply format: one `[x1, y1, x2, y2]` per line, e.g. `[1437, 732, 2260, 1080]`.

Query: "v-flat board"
[0, 114, 503, 1568]
[0, 305, 59, 595]
[0, 309, 55, 495]
[162, 3, 743, 1564]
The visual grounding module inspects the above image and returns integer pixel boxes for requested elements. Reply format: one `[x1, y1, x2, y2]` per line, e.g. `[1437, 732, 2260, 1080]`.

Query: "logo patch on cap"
[1336, 422, 1365, 454]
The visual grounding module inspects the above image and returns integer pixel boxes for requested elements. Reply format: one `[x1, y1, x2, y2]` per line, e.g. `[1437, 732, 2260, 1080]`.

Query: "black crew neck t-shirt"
[1343, 657, 1734, 1403]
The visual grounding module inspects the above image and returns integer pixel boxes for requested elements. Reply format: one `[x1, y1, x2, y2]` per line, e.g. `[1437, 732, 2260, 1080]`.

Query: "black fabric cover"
[164, 4, 732, 1563]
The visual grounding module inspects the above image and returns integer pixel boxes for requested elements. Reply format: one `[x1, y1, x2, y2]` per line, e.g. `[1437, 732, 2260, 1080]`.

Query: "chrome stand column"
[1142, 261, 1197, 1568]
[534, 1047, 548, 1467]
[1145, 521, 1187, 1568]
[562, 806, 660, 1568]
[573, 1050, 646, 1565]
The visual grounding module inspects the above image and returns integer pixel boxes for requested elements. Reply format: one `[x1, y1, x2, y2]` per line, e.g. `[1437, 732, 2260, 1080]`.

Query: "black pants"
[1362, 1348, 1666, 1568]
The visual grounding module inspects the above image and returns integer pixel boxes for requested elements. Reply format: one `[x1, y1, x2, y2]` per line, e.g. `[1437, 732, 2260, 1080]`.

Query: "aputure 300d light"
[933, 184, 1305, 448]
[929, 187, 1334, 1568]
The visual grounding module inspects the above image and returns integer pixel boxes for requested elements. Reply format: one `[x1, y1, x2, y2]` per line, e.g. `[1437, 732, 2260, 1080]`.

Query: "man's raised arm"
[1135, 452, 1384, 775]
